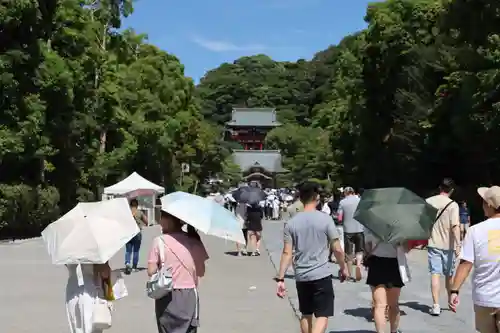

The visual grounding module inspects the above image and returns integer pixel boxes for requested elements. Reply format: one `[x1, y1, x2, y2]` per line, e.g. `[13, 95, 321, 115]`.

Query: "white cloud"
[191, 36, 268, 52]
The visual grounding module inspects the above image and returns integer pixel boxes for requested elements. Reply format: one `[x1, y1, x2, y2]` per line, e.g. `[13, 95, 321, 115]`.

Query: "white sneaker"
[430, 304, 441, 316]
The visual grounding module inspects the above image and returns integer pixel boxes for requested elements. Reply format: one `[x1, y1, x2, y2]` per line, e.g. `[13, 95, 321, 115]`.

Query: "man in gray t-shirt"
[284, 211, 339, 281]
[337, 186, 364, 282]
[276, 182, 348, 333]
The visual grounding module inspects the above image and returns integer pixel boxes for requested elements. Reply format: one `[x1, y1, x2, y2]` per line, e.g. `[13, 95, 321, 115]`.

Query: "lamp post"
[180, 163, 190, 189]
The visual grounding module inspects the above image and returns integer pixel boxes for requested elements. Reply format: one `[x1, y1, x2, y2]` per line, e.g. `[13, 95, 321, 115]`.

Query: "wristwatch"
[275, 277, 285, 282]
[450, 290, 459, 295]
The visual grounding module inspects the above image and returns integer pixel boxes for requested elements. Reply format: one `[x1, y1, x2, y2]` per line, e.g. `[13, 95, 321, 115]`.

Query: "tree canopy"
[0, 0, 233, 238]
[2, 0, 499, 236]
[196, 0, 500, 202]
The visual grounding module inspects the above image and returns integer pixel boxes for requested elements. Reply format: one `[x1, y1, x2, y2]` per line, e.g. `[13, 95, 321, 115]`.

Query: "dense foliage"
[0, 0, 233, 238]
[197, 0, 500, 204]
[2, 0, 499, 236]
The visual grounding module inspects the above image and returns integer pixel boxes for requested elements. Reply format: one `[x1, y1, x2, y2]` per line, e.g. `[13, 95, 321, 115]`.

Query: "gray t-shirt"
[338, 195, 364, 234]
[283, 210, 340, 282]
[364, 229, 397, 258]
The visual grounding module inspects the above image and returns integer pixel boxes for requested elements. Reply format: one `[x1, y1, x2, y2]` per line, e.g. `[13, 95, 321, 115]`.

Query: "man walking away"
[276, 182, 349, 333]
[449, 185, 500, 333]
[426, 178, 461, 316]
[338, 186, 364, 281]
[287, 190, 304, 219]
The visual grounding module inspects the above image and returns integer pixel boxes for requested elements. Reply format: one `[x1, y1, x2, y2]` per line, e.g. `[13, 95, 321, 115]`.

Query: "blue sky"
[123, 0, 377, 82]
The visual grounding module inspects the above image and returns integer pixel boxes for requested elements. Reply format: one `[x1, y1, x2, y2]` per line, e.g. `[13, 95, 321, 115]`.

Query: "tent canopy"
[104, 172, 164, 195]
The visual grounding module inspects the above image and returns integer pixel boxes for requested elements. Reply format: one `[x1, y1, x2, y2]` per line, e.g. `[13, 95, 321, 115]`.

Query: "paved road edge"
[262, 232, 301, 320]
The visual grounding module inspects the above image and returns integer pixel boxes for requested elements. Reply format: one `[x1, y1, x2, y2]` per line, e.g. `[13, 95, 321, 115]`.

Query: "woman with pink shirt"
[147, 211, 209, 333]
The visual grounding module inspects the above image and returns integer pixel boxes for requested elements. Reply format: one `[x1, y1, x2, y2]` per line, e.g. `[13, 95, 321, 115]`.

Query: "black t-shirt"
[328, 201, 339, 214]
[328, 201, 340, 225]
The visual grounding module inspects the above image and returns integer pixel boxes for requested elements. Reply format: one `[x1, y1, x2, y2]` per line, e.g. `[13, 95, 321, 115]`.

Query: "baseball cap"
[477, 186, 500, 209]
[343, 186, 355, 194]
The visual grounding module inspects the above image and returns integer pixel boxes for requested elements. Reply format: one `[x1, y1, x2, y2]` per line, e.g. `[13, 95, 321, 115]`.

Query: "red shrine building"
[225, 108, 285, 187]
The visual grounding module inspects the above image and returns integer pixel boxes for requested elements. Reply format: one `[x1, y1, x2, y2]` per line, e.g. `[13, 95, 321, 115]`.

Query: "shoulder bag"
[146, 236, 173, 299]
[93, 272, 114, 330]
[92, 298, 113, 330]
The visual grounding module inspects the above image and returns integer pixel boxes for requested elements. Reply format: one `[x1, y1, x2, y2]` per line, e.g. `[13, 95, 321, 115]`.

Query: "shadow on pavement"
[329, 330, 374, 333]
[400, 301, 431, 314]
[343, 307, 407, 322]
[118, 267, 146, 273]
[343, 307, 373, 322]
[224, 251, 241, 256]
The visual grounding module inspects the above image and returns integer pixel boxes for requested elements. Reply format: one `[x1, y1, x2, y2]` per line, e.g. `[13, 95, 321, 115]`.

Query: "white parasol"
[41, 198, 139, 265]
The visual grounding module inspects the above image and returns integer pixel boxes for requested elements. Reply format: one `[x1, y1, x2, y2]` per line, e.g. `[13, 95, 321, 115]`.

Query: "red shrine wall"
[230, 128, 268, 150]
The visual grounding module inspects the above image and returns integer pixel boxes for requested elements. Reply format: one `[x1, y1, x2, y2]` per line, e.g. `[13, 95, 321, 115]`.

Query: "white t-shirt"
[321, 202, 331, 215]
[235, 203, 247, 228]
[460, 217, 500, 307]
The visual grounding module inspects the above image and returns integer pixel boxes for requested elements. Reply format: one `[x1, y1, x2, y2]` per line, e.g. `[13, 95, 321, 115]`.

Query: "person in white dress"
[272, 197, 280, 220]
[66, 263, 111, 333]
[235, 202, 248, 255]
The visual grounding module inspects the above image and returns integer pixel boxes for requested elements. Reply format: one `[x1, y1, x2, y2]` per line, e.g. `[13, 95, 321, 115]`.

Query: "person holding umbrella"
[246, 202, 264, 256]
[354, 187, 442, 332]
[41, 198, 139, 333]
[232, 182, 266, 255]
[147, 211, 209, 333]
[364, 229, 408, 333]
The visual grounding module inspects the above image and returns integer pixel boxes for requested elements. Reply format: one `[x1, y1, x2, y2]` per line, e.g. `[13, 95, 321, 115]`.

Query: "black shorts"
[246, 211, 263, 232]
[344, 232, 364, 255]
[242, 228, 248, 244]
[366, 256, 404, 288]
[295, 275, 334, 317]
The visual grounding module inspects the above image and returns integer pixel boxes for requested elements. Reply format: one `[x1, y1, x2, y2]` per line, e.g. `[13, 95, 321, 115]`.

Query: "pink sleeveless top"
[148, 233, 209, 288]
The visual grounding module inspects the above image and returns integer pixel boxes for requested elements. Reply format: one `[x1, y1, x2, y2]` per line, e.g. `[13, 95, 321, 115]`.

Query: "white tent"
[104, 172, 164, 226]
[104, 172, 164, 195]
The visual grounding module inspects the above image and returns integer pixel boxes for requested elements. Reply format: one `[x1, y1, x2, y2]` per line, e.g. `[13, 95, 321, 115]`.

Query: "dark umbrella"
[232, 186, 266, 205]
[354, 187, 438, 244]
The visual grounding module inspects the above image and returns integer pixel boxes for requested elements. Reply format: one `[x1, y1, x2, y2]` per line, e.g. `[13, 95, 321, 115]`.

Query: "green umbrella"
[354, 187, 438, 244]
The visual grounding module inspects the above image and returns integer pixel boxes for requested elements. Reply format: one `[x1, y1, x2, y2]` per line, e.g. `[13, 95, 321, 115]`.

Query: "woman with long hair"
[147, 212, 209, 333]
[66, 263, 111, 333]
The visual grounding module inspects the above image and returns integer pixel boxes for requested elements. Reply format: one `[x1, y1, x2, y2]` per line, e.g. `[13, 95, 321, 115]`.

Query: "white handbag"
[92, 298, 113, 330]
[146, 236, 173, 299]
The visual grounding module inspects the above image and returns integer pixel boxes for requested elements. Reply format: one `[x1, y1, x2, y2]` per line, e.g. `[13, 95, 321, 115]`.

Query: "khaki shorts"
[475, 305, 500, 333]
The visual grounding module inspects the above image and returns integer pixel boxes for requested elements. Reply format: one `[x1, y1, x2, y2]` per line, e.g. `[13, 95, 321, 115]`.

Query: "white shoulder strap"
[157, 236, 166, 264]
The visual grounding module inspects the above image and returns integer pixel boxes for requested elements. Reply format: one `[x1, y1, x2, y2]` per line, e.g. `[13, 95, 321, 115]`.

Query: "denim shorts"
[428, 247, 455, 276]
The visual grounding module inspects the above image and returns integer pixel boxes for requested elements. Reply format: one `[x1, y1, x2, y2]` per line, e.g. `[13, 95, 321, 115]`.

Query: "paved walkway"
[0, 226, 297, 333]
[263, 220, 475, 333]
[1, 220, 476, 333]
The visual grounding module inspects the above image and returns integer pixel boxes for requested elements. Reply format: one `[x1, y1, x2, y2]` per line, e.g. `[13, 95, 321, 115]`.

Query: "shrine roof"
[232, 150, 286, 173]
[226, 108, 281, 127]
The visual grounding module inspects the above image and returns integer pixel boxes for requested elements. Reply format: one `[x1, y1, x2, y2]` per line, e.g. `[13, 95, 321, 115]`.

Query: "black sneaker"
[124, 264, 132, 275]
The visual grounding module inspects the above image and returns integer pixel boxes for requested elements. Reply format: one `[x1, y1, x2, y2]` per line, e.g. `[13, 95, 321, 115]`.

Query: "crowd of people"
[64, 178, 499, 333]
[273, 179, 499, 333]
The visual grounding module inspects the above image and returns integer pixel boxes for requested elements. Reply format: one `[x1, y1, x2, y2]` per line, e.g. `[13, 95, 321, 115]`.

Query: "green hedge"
[0, 184, 60, 240]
